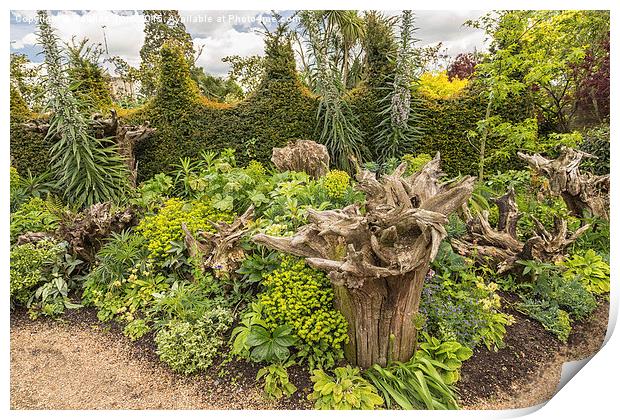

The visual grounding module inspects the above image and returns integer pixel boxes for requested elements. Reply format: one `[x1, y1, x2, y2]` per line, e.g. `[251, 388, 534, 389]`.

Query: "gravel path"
[10, 300, 608, 410]
[10, 315, 282, 410]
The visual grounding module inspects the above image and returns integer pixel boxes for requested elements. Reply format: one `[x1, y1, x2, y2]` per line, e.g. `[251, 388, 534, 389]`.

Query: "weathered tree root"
[271, 139, 330, 178]
[518, 147, 609, 220]
[59, 202, 138, 264]
[254, 153, 474, 368]
[15, 232, 56, 246]
[182, 206, 254, 279]
[451, 188, 590, 274]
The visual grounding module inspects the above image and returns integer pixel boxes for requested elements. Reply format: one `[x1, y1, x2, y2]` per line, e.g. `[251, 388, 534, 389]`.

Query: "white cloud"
[9, 10, 488, 76]
[11, 32, 37, 50]
[193, 28, 265, 76]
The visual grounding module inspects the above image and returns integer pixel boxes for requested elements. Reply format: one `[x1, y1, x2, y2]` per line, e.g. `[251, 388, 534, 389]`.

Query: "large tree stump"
[254, 154, 474, 367]
[518, 147, 609, 220]
[451, 187, 590, 273]
[271, 139, 330, 178]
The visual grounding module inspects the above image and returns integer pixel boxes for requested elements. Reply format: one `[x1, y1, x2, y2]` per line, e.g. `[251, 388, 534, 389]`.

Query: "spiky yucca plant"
[374, 10, 424, 164]
[299, 11, 366, 172]
[37, 10, 128, 208]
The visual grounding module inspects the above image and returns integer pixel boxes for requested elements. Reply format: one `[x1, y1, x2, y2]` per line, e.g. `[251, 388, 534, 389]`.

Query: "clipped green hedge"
[350, 83, 533, 176]
[10, 87, 53, 175]
[418, 90, 533, 176]
[127, 36, 319, 182]
[9, 34, 534, 181]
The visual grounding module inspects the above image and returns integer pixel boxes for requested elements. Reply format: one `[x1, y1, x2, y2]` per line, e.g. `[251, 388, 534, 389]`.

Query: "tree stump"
[59, 202, 138, 264]
[254, 154, 475, 367]
[518, 147, 609, 220]
[451, 187, 590, 273]
[182, 206, 254, 279]
[271, 139, 330, 178]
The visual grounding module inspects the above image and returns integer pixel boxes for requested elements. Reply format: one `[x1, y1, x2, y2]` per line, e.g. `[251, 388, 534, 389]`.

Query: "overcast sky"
[10, 10, 490, 76]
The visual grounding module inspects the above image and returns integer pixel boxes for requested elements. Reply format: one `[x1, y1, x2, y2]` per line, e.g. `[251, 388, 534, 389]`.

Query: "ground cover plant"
[9, 8, 610, 411]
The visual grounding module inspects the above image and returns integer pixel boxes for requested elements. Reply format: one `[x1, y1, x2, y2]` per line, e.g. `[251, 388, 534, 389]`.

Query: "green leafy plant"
[308, 366, 384, 410]
[132, 173, 174, 210]
[10, 196, 62, 243]
[246, 325, 297, 364]
[82, 235, 173, 324]
[517, 260, 597, 321]
[37, 11, 129, 208]
[10, 167, 58, 212]
[10, 240, 64, 304]
[10, 240, 83, 318]
[421, 243, 514, 350]
[299, 11, 366, 171]
[365, 355, 459, 410]
[373, 11, 424, 163]
[123, 318, 151, 341]
[236, 251, 281, 285]
[229, 301, 268, 358]
[154, 306, 233, 374]
[27, 247, 83, 319]
[148, 274, 223, 326]
[560, 250, 610, 296]
[515, 298, 572, 343]
[256, 361, 297, 400]
[416, 333, 473, 385]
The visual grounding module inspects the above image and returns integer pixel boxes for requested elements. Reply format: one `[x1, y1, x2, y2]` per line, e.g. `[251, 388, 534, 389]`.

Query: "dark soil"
[458, 293, 609, 409]
[11, 293, 608, 410]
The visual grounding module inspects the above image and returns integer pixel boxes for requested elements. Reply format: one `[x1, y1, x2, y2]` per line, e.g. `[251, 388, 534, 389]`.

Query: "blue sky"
[10, 10, 488, 76]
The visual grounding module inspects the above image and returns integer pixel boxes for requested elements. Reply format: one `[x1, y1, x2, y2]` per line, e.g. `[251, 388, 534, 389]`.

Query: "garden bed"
[10, 297, 608, 410]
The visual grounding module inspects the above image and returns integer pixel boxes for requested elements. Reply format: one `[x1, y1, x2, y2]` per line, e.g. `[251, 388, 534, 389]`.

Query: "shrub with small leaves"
[402, 153, 432, 175]
[155, 306, 233, 374]
[321, 170, 350, 200]
[123, 318, 151, 341]
[308, 366, 384, 410]
[258, 257, 348, 368]
[10, 240, 63, 304]
[136, 198, 232, 260]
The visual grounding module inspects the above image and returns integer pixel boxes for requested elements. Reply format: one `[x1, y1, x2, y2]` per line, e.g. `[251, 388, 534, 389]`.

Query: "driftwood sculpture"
[271, 139, 330, 178]
[15, 232, 56, 246]
[518, 147, 609, 220]
[182, 206, 254, 279]
[451, 188, 590, 274]
[254, 154, 475, 368]
[59, 202, 138, 264]
[116, 120, 155, 187]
